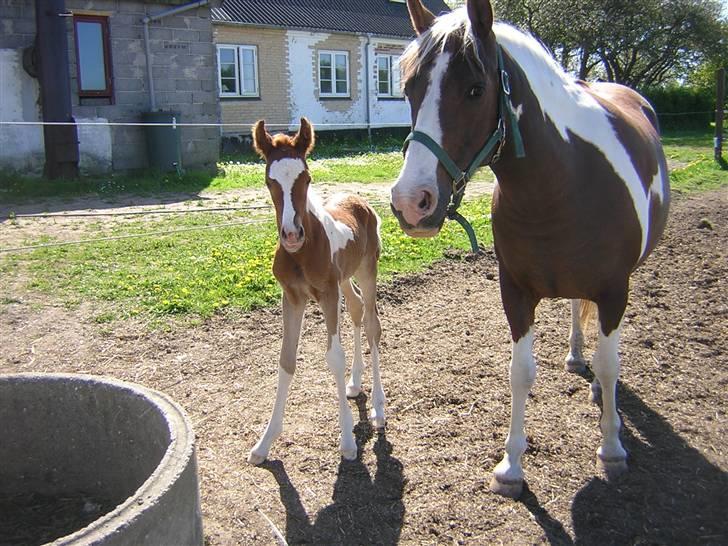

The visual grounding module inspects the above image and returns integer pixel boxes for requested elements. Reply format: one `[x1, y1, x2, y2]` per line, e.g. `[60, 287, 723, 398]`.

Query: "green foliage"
[641, 86, 715, 129]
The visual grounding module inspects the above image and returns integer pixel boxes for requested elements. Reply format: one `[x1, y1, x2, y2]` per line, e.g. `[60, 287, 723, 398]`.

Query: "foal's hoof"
[564, 355, 587, 374]
[247, 451, 267, 466]
[597, 454, 628, 480]
[370, 412, 386, 432]
[346, 385, 362, 399]
[489, 475, 524, 499]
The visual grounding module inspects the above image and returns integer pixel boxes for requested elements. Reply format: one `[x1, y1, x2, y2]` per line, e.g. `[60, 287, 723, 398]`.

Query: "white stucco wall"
[0, 48, 44, 173]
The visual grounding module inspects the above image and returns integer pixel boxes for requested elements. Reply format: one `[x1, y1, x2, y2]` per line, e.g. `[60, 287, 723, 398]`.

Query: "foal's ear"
[293, 117, 315, 157]
[406, 0, 435, 35]
[252, 120, 273, 159]
[467, 0, 494, 40]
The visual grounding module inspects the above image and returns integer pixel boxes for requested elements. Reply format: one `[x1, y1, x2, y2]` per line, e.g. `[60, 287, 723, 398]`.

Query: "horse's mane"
[400, 7, 571, 89]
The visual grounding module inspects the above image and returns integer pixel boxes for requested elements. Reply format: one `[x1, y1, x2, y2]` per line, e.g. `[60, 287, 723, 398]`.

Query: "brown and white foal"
[247, 118, 384, 464]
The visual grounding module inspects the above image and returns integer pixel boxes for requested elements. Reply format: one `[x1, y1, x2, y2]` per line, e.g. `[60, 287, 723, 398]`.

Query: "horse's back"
[326, 193, 381, 264]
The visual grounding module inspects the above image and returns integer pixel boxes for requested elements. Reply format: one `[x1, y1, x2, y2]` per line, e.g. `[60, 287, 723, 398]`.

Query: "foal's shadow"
[260, 395, 405, 545]
[519, 368, 728, 545]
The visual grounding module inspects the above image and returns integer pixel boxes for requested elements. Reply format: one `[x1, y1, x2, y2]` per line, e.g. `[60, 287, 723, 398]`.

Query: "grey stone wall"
[0, 0, 220, 171]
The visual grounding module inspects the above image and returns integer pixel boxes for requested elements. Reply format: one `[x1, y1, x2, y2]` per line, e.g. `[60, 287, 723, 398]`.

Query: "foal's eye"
[468, 85, 485, 98]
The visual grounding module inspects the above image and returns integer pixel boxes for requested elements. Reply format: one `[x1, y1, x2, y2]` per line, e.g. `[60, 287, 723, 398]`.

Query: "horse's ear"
[293, 117, 315, 157]
[467, 0, 494, 40]
[252, 120, 273, 159]
[406, 0, 435, 35]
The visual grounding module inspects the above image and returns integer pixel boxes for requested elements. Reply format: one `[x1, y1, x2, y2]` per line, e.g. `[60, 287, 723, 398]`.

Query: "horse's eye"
[469, 85, 485, 98]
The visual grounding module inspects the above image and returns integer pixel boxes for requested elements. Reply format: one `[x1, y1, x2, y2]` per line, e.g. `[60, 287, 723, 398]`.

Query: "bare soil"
[0, 187, 726, 545]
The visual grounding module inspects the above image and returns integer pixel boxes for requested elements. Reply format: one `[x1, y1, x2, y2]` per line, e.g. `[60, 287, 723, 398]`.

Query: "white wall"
[367, 37, 411, 129]
[0, 49, 113, 175]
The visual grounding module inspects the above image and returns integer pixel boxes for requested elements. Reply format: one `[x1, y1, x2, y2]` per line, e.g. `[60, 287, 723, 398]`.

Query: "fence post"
[716, 68, 725, 166]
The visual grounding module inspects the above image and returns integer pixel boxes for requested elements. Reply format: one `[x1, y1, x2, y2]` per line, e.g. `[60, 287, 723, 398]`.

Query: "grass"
[1, 126, 724, 323]
[0, 199, 492, 321]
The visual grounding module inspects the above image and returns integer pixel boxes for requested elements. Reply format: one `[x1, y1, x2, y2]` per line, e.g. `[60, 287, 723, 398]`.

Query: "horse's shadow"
[259, 395, 405, 545]
[519, 369, 728, 545]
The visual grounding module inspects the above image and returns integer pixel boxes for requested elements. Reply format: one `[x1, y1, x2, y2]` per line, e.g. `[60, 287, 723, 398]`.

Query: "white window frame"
[377, 54, 402, 98]
[318, 50, 350, 98]
[217, 44, 259, 98]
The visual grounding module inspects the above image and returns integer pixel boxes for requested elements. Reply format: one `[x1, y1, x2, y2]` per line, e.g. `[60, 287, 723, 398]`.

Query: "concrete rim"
[0, 373, 197, 546]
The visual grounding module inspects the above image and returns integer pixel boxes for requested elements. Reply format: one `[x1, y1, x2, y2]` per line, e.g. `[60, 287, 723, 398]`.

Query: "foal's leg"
[320, 284, 357, 460]
[248, 293, 305, 465]
[564, 299, 587, 373]
[592, 295, 628, 477]
[357, 260, 385, 429]
[341, 279, 365, 398]
[490, 269, 538, 498]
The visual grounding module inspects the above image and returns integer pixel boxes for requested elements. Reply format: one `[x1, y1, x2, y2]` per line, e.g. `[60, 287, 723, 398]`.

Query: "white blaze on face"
[391, 52, 451, 202]
[268, 157, 306, 234]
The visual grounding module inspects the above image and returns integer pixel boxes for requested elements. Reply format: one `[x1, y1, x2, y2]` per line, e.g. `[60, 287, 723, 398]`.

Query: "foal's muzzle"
[280, 225, 305, 253]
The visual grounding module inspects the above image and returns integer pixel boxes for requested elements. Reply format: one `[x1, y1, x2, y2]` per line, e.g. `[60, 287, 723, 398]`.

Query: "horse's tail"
[579, 299, 598, 332]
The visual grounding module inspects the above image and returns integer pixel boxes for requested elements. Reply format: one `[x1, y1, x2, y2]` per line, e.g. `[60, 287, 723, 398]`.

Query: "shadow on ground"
[260, 395, 405, 545]
[518, 371, 728, 545]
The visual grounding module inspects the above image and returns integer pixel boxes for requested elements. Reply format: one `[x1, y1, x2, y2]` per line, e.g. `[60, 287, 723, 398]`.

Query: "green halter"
[402, 44, 525, 252]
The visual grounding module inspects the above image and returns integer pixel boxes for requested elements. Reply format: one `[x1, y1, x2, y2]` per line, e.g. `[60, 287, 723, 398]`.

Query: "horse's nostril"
[298, 226, 304, 239]
[418, 190, 432, 212]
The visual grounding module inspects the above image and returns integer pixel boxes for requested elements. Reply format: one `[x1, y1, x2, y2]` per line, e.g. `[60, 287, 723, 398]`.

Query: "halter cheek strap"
[401, 44, 525, 252]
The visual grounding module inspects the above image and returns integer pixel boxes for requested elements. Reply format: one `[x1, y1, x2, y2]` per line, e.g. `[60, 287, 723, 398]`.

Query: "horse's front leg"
[248, 292, 305, 465]
[320, 284, 357, 460]
[490, 269, 538, 498]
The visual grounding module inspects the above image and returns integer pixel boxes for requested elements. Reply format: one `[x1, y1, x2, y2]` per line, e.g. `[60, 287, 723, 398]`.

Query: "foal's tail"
[579, 299, 599, 332]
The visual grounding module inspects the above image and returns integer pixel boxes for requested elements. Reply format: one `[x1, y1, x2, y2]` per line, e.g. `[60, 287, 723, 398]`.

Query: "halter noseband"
[402, 44, 525, 252]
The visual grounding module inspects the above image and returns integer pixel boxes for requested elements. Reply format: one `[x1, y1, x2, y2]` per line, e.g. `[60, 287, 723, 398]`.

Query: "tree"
[491, 0, 727, 89]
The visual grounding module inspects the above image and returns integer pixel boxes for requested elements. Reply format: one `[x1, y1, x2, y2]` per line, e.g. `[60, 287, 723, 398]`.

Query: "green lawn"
[1, 127, 724, 323]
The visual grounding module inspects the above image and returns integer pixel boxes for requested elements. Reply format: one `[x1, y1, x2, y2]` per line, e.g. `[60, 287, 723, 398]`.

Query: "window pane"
[335, 65, 346, 82]
[219, 48, 236, 64]
[392, 56, 401, 96]
[221, 78, 237, 93]
[320, 66, 332, 81]
[335, 79, 347, 94]
[76, 21, 106, 91]
[241, 48, 256, 94]
[320, 80, 332, 94]
[220, 64, 235, 79]
[320, 54, 331, 68]
[378, 56, 390, 94]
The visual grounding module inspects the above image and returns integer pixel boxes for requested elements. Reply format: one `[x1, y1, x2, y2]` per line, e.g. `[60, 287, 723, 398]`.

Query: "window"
[318, 51, 349, 98]
[73, 15, 113, 98]
[217, 45, 259, 97]
[377, 54, 402, 98]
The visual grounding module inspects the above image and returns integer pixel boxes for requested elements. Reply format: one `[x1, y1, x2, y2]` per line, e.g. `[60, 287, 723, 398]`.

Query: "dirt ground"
[1, 187, 726, 545]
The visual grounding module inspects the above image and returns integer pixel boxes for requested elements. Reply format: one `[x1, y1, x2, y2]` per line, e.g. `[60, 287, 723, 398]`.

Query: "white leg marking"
[327, 332, 357, 460]
[369, 344, 386, 429]
[592, 320, 628, 475]
[565, 299, 587, 372]
[346, 325, 364, 398]
[248, 367, 294, 465]
[491, 328, 536, 497]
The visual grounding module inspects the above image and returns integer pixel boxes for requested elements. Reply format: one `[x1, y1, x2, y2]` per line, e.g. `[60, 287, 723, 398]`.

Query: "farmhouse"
[0, 0, 219, 174]
[210, 0, 450, 136]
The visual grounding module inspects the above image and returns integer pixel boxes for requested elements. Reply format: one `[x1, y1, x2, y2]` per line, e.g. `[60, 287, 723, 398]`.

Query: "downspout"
[365, 34, 372, 144]
[142, 0, 209, 111]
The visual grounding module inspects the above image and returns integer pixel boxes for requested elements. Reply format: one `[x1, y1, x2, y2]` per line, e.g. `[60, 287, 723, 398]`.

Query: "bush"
[640, 86, 715, 129]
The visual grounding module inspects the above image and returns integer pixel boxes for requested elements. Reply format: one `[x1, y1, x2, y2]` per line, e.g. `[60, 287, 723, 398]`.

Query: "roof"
[211, 0, 451, 39]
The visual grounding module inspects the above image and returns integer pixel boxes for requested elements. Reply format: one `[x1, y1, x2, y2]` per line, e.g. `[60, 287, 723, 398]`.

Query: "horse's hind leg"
[341, 279, 365, 398]
[564, 299, 588, 373]
[592, 293, 628, 478]
[357, 259, 386, 430]
[248, 292, 305, 465]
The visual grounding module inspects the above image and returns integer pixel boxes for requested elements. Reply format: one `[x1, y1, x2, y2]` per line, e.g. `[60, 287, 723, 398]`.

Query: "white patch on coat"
[493, 22, 651, 259]
[307, 190, 354, 261]
[391, 52, 451, 199]
[649, 160, 665, 203]
[269, 157, 305, 234]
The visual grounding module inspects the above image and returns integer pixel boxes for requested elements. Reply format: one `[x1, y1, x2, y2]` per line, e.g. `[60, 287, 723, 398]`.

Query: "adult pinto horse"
[390, 0, 669, 497]
[248, 118, 385, 465]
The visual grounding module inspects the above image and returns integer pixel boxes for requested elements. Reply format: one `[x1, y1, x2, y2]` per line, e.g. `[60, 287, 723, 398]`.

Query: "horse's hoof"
[489, 475, 524, 499]
[346, 385, 362, 399]
[597, 454, 628, 480]
[370, 412, 386, 431]
[564, 355, 587, 373]
[247, 451, 267, 466]
[341, 447, 357, 461]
